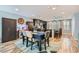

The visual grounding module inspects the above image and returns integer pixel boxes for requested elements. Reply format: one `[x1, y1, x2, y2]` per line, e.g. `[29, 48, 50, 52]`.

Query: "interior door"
[2, 18, 16, 43]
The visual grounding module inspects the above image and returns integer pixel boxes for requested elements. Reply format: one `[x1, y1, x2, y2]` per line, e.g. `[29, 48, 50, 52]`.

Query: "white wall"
[72, 13, 79, 40]
[72, 15, 75, 37]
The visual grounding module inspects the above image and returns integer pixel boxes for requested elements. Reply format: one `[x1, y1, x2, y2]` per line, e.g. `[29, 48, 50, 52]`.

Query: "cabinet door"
[2, 18, 16, 43]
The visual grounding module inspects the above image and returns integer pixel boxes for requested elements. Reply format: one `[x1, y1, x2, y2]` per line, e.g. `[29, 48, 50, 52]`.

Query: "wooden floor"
[0, 34, 79, 53]
[0, 40, 22, 53]
[60, 33, 79, 53]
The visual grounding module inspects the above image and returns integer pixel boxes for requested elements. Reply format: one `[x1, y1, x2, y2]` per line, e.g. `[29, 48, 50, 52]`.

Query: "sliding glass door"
[47, 19, 72, 37]
[63, 19, 72, 33]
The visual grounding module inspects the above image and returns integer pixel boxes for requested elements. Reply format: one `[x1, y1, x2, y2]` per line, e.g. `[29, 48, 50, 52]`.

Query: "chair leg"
[39, 40, 42, 51]
[47, 38, 49, 47]
[37, 41, 39, 47]
[31, 38, 33, 50]
[23, 36, 25, 45]
[44, 39, 46, 50]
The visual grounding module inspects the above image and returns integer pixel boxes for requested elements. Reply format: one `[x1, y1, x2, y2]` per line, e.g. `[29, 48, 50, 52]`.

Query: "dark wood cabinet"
[33, 19, 47, 31]
[2, 18, 16, 43]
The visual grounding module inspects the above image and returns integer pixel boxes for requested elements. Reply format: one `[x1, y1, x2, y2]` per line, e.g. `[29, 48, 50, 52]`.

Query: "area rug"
[15, 39, 61, 53]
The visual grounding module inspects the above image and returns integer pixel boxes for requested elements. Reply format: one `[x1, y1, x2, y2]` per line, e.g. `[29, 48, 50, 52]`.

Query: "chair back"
[26, 31, 32, 38]
[45, 31, 50, 39]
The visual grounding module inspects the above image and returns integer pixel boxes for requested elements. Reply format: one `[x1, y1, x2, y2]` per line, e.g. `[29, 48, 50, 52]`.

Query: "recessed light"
[48, 6, 50, 9]
[15, 8, 19, 11]
[61, 12, 65, 14]
[52, 7, 56, 10]
[32, 15, 35, 17]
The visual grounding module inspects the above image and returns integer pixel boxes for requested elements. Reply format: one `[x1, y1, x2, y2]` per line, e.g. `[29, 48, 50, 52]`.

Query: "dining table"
[22, 31, 45, 51]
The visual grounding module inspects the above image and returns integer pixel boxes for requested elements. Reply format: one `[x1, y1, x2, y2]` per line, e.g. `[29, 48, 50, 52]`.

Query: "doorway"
[2, 17, 16, 43]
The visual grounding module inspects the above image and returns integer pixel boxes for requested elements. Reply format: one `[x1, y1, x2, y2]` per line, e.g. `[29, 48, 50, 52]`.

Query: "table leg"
[26, 37, 28, 47]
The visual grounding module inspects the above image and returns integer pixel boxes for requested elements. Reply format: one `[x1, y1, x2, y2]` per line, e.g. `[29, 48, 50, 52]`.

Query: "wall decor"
[18, 18, 24, 24]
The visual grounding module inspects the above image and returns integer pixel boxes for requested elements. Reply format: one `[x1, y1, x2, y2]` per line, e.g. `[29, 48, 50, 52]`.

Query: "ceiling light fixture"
[15, 8, 19, 11]
[32, 15, 35, 17]
[61, 12, 65, 14]
[48, 6, 50, 9]
[52, 7, 56, 10]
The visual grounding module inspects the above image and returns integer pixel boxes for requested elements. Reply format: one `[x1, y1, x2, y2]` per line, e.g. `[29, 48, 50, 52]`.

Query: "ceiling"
[0, 5, 79, 21]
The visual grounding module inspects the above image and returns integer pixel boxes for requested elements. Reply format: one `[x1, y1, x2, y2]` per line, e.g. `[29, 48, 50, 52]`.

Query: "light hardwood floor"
[0, 40, 22, 53]
[0, 34, 78, 53]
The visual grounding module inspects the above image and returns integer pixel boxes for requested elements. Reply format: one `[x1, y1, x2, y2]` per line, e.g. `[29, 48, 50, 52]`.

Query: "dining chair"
[34, 31, 50, 51]
[31, 32, 47, 51]
[44, 31, 50, 47]
[21, 30, 26, 45]
[22, 33, 25, 45]
[25, 31, 33, 47]
[26, 31, 40, 50]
